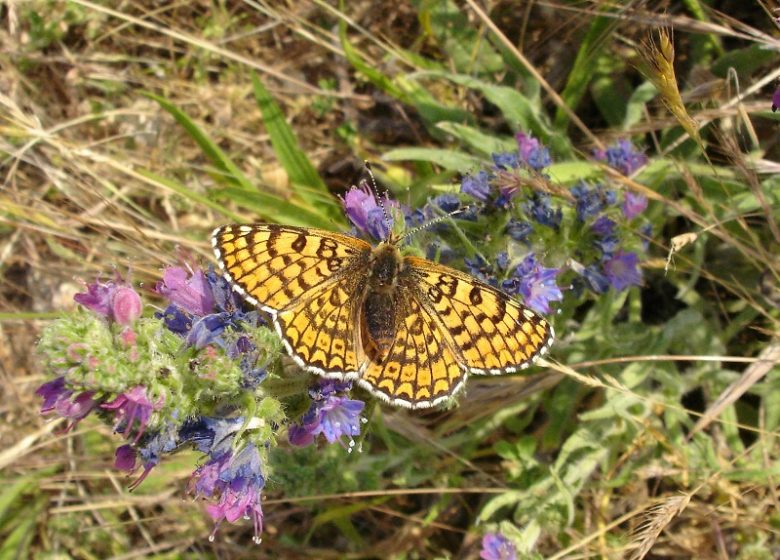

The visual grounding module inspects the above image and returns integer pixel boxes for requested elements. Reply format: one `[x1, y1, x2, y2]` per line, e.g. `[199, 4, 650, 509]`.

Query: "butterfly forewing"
[403, 256, 554, 374]
[212, 224, 371, 312]
[212, 224, 372, 376]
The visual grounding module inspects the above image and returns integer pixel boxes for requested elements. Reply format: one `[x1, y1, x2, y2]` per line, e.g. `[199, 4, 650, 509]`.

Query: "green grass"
[1, 1, 779, 558]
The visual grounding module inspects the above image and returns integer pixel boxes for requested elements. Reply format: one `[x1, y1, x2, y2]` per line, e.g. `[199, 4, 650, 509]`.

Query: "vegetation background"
[1, 0, 779, 558]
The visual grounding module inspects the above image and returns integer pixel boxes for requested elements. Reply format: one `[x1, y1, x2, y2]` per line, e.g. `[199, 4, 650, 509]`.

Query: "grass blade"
[144, 91, 255, 192]
[251, 73, 342, 222]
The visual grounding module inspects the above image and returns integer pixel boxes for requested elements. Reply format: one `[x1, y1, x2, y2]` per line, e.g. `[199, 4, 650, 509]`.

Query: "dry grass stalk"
[629, 494, 691, 560]
[638, 28, 703, 150]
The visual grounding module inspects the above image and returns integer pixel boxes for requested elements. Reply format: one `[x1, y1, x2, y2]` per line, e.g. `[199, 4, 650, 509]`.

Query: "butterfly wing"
[357, 286, 467, 409]
[402, 255, 554, 374]
[212, 224, 372, 376]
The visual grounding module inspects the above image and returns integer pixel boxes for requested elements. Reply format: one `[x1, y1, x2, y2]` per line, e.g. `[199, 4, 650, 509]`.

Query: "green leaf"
[136, 169, 245, 223]
[710, 44, 777, 79]
[416, 71, 564, 153]
[0, 476, 36, 527]
[339, 21, 471, 130]
[435, 122, 515, 157]
[144, 91, 255, 192]
[546, 161, 601, 184]
[0, 502, 39, 559]
[479, 490, 525, 521]
[215, 186, 340, 230]
[623, 81, 658, 130]
[418, 0, 503, 74]
[554, 11, 615, 130]
[251, 73, 341, 220]
[382, 147, 481, 171]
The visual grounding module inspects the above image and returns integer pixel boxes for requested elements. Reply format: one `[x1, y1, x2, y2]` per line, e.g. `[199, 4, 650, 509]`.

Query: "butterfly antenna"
[400, 205, 472, 242]
[365, 161, 392, 240]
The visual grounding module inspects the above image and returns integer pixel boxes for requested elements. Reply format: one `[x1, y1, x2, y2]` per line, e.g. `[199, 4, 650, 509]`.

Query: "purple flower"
[603, 251, 642, 291]
[186, 312, 231, 349]
[74, 281, 113, 317]
[205, 268, 250, 316]
[308, 379, 353, 400]
[432, 194, 461, 213]
[189, 443, 266, 543]
[523, 193, 562, 229]
[495, 251, 509, 272]
[461, 171, 492, 202]
[179, 416, 244, 455]
[74, 278, 142, 324]
[502, 254, 562, 314]
[289, 382, 365, 449]
[156, 267, 215, 317]
[156, 266, 258, 347]
[115, 444, 137, 471]
[36, 377, 69, 412]
[594, 139, 647, 175]
[101, 386, 161, 443]
[366, 207, 391, 241]
[36, 377, 97, 429]
[505, 220, 533, 243]
[227, 336, 268, 388]
[591, 217, 620, 256]
[516, 132, 552, 170]
[593, 235, 620, 256]
[571, 182, 616, 221]
[591, 216, 616, 236]
[582, 265, 610, 294]
[157, 304, 192, 334]
[464, 254, 499, 287]
[342, 182, 397, 241]
[121, 422, 181, 490]
[480, 532, 517, 560]
[492, 151, 519, 170]
[772, 85, 780, 112]
[622, 191, 648, 220]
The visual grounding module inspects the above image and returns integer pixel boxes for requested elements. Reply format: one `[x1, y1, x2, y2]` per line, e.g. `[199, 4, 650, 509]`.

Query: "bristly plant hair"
[364, 161, 392, 241]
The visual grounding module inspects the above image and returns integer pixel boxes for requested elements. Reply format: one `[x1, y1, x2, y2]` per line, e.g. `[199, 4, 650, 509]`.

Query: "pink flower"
[36, 377, 97, 430]
[156, 267, 215, 316]
[74, 278, 143, 324]
[112, 287, 142, 325]
[101, 386, 162, 443]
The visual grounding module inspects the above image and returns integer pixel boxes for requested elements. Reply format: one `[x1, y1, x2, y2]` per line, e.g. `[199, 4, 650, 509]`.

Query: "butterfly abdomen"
[363, 291, 396, 362]
[362, 243, 405, 362]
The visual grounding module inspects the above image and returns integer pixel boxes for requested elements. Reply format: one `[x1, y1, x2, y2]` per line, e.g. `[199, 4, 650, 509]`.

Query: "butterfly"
[212, 223, 554, 409]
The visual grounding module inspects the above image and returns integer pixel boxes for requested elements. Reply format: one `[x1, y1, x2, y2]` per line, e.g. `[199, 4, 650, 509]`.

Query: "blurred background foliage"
[1, 0, 779, 558]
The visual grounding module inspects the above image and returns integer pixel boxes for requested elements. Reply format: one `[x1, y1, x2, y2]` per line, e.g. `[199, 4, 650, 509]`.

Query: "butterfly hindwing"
[274, 273, 367, 376]
[403, 256, 554, 375]
[358, 287, 466, 408]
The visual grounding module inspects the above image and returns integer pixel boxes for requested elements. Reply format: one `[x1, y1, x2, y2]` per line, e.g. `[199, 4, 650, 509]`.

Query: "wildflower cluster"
[341, 134, 650, 314]
[36, 266, 368, 543]
[36, 133, 652, 547]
